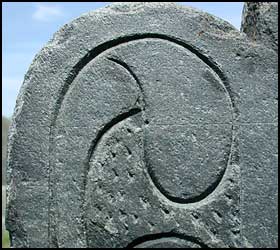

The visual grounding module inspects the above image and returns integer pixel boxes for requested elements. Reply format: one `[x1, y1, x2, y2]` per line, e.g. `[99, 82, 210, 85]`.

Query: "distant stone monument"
[6, 2, 278, 248]
[241, 2, 278, 52]
[2, 116, 10, 236]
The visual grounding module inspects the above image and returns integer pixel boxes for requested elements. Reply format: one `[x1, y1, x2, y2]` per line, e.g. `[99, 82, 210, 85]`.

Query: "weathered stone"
[2, 117, 10, 185]
[241, 2, 278, 52]
[2, 116, 10, 236]
[240, 2, 278, 248]
[6, 2, 278, 248]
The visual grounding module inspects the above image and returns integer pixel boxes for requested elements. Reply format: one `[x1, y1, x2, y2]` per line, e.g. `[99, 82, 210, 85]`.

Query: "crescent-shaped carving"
[50, 33, 237, 247]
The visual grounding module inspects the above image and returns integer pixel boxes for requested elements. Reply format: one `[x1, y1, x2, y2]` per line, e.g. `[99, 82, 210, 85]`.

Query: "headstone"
[241, 2, 278, 52]
[2, 116, 10, 236]
[6, 2, 278, 248]
[2, 116, 10, 185]
[239, 2, 278, 248]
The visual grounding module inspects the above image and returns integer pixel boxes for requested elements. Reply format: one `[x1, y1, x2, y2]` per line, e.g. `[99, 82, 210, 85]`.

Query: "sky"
[2, 2, 244, 118]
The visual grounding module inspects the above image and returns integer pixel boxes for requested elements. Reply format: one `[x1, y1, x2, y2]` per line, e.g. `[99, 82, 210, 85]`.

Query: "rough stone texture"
[241, 2, 278, 52]
[6, 2, 278, 248]
[240, 2, 278, 248]
[2, 117, 10, 186]
[2, 116, 10, 236]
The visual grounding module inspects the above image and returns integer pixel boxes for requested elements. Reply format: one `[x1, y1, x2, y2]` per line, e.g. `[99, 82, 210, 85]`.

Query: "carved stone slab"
[6, 2, 278, 248]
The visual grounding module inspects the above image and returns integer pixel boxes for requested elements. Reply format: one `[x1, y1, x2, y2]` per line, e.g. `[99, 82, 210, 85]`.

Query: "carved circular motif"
[51, 34, 236, 247]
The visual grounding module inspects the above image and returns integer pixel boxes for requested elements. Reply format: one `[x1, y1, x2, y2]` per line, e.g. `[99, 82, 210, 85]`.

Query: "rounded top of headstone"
[6, 2, 278, 248]
[49, 2, 240, 45]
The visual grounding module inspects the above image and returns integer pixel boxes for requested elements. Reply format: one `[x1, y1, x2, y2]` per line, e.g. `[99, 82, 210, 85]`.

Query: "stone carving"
[6, 2, 277, 248]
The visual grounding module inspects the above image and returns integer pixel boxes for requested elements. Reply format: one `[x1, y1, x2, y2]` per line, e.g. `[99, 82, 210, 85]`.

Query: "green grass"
[2, 230, 10, 248]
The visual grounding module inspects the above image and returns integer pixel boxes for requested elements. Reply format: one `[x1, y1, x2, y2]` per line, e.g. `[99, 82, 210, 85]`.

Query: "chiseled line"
[107, 57, 146, 107]
[140, 122, 277, 126]
[48, 33, 238, 246]
[83, 108, 141, 246]
[126, 231, 209, 248]
[239, 122, 277, 125]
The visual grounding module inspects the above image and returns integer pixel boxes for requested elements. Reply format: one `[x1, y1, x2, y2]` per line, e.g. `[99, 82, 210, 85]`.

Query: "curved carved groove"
[84, 107, 141, 246]
[50, 33, 236, 131]
[83, 59, 145, 246]
[49, 33, 238, 246]
[86, 108, 141, 163]
[107, 57, 146, 108]
[145, 152, 227, 204]
[126, 231, 209, 248]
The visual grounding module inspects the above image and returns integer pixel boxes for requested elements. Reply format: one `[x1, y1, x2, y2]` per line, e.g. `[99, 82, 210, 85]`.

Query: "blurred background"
[2, 2, 244, 247]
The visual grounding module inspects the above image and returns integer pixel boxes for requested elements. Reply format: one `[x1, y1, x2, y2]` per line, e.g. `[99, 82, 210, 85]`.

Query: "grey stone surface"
[6, 2, 278, 248]
[2, 116, 10, 185]
[241, 2, 278, 52]
[240, 2, 278, 248]
[2, 117, 10, 236]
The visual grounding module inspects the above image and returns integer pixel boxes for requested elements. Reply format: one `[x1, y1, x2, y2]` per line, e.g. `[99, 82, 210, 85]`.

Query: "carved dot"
[127, 128, 132, 133]
[119, 190, 125, 197]
[235, 52, 241, 60]
[147, 222, 155, 230]
[112, 168, 119, 177]
[213, 210, 223, 223]
[119, 209, 127, 216]
[225, 194, 232, 200]
[125, 145, 132, 156]
[128, 171, 134, 178]
[112, 152, 116, 158]
[144, 119, 149, 125]
[214, 210, 222, 218]
[191, 212, 200, 220]
[132, 214, 139, 224]
[231, 208, 239, 217]
[231, 228, 240, 235]
[140, 197, 150, 209]
[210, 228, 217, 236]
[96, 205, 102, 212]
[162, 208, 170, 215]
